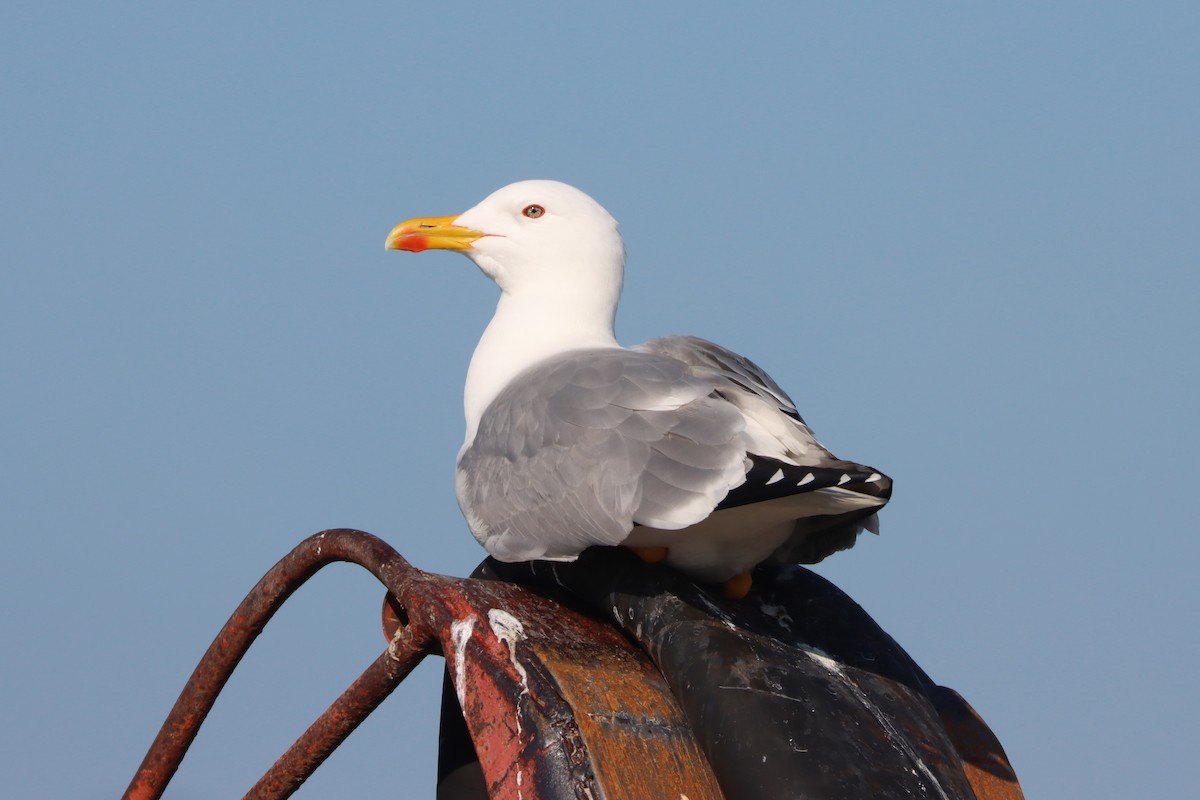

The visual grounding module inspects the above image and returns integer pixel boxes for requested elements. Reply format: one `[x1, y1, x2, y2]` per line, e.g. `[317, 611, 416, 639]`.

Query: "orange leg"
[721, 571, 753, 600]
[625, 545, 670, 564]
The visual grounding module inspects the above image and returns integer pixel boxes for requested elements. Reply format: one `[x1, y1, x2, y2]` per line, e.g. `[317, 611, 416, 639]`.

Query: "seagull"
[385, 180, 891, 598]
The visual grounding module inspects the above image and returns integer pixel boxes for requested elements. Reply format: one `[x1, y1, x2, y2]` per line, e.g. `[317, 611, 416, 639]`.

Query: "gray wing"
[636, 335, 801, 416]
[639, 336, 892, 562]
[456, 347, 750, 562]
[637, 335, 838, 465]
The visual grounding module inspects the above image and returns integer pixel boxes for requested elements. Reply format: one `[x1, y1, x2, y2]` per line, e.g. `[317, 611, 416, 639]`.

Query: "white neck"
[463, 283, 620, 444]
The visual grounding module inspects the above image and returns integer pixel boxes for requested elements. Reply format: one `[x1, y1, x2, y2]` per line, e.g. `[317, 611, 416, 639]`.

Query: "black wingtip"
[716, 457, 892, 512]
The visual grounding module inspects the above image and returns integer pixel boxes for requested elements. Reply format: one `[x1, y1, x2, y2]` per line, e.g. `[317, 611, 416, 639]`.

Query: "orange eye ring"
[522, 204, 546, 219]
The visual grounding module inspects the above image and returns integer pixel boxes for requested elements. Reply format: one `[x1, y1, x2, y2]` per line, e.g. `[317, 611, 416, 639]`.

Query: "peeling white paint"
[693, 593, 738, 630]
[488, 609, 530, 715]
[760, 602, 794, 630]
[717, 684, 808, 705]
[386, 624, 408, 660]
[805, 651, 952, 800]
[449, 618, 476, 708]
[487, 608, 531, 800]
[488, 608, 529, 691]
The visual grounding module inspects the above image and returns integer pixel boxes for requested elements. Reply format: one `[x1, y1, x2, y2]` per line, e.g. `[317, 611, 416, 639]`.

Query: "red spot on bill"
[398, 235, 429, 252]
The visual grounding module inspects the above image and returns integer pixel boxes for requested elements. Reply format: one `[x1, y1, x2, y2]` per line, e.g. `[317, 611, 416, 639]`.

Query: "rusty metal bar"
[122, 529, 431, 800]
[243, 624, 430, 800]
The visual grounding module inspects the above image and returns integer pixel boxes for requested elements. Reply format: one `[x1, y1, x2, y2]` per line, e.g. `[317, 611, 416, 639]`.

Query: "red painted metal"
[409, 569, 723, 800]
[122, 529, 722, 800]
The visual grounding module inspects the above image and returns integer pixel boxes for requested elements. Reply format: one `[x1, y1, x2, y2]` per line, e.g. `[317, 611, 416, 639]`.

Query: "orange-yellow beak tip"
[385, 215, 483, 253]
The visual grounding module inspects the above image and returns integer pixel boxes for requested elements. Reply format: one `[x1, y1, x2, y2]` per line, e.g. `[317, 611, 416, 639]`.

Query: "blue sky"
[2, 2, 1197, 797]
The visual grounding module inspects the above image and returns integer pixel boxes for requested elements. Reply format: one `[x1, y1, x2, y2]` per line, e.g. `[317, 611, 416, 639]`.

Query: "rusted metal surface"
[931, 686, 1025, 800]
[414, 573, 723, 800]
[124, 530, 725, 800]
[488, 548, 1025, 800]
[125, 529, 1021, 799]
[534, 642, 724, 800]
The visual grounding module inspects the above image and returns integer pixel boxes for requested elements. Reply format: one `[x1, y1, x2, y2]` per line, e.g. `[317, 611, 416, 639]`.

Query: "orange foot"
[721, 571, 753, 600]
[626, 545, 670, 563]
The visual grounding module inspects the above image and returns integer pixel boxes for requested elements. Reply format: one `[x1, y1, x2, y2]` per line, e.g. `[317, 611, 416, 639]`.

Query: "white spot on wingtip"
[837, 473, 852, 485]
[797, 472, 815, 486]
[766, 468, 784, 485]
[866, 472, 882, 483]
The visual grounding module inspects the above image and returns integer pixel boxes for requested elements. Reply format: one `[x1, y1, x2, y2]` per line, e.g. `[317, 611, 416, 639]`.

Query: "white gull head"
[386, 180, 626, 441]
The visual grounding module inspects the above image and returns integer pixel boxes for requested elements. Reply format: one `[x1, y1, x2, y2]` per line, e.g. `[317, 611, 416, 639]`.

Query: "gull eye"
[522, 204, 545, 219]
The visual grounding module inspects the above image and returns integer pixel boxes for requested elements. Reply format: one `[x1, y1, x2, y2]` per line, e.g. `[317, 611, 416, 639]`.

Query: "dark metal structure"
[122, 529, 1023, 800]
